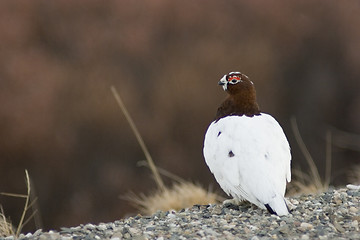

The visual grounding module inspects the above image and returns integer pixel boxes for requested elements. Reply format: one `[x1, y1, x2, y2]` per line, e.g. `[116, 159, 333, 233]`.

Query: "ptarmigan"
[203, 71, 291, 216]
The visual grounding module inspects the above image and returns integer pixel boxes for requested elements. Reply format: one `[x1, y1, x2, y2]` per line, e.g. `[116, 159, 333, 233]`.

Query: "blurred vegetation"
[0, 0, 359, 231]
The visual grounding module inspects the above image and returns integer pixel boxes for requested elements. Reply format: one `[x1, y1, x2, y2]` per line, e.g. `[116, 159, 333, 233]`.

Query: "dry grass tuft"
[287, 118, 332, 196]
[0, 207, 15, 237]
[111, 86, 222, 215]
[287, 169, 328, 196]
[125, 182, 222, 215]
[0, 170, 39, 238]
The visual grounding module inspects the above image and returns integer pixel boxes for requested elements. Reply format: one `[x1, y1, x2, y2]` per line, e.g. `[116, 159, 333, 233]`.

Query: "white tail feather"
[267, 195, 289, 216]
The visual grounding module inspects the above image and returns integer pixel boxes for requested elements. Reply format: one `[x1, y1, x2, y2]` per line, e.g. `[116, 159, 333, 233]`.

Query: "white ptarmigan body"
[203, 72, 291, 216]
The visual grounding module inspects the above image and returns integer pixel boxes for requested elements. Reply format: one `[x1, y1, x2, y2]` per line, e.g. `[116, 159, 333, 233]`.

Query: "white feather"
[203, 113, 291, 215]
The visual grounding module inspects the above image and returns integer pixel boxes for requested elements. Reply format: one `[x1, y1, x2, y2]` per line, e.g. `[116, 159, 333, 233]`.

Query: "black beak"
[218, 81, 225, 86]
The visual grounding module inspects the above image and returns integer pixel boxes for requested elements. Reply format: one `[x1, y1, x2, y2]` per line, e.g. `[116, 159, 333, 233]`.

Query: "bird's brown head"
[218, 72, 255, 95]
[215, 71, 260, 120]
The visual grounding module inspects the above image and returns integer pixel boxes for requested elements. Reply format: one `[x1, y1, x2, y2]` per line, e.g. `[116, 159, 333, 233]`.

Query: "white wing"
[203, 114, 291, 215]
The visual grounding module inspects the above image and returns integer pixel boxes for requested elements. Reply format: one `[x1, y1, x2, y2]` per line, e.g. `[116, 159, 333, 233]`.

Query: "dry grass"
[287, 169, 328, 196]
[111, 86, 222, 215]
[0, 170, 38, 238]
[287, 118, 332, 196]
[0, 206, 15, 237]
[125, 181, 222, 215]
[111, 86, 165, 191]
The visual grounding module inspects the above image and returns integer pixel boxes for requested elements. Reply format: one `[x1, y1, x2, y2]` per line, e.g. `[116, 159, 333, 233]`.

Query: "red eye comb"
[228, 75, 241, 81]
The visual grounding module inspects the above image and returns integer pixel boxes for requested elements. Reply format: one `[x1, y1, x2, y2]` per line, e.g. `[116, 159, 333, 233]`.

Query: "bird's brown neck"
[215, 86, 260, 121]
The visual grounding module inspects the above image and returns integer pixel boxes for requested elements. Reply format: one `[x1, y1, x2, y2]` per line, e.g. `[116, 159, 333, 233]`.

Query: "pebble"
[299, 222, 313, 231]
[346, 184, 360, 190]
[351, 220, 359, 231]
[350, 206, 358, 213]
[2, 188, 359, 240]
[301, 235, 310, 240]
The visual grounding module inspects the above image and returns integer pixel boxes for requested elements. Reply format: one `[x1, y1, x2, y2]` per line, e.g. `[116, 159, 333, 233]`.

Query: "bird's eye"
[228, 75, 241, 83]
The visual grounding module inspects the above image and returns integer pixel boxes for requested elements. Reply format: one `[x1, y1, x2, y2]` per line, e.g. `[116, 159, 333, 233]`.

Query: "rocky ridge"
[3, 185, 360, 240]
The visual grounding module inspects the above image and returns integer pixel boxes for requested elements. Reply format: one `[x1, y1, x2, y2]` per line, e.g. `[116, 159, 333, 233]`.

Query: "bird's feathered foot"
[222, 198, 244, 206]
[222, 198, 251, 211]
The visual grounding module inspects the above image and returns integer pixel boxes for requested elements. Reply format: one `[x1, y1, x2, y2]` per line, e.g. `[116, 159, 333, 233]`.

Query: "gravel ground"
[3, 185, 359, 240]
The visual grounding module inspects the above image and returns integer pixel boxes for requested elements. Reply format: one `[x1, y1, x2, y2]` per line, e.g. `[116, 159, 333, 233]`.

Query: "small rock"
[123, 232, 131, 239]
[243, 226, 251, 234]
[39, 232, 61, 240]
[224, 214, 232, 221]
[286, 199, 297, 210]
[333, 195, 342, 205]
[129, 227, 141, 235]
[145, 226, 155, 231]
[211, 206, 222, 215]
[351, 220, 359, 231]
[33, 229, 43, 236]
[248, 225, 259, 231]
[294, 221, 301, 227]
[167, 213, 176, 219]
[226, 224, 236, 229]
[97, 223, 107, 231]
[346, 184, 360, 190]
[85, 223, 96, 229]
[348, 191, 360, 197]
[279, 224, 290, 234]
[350, 206, 358, 213]
[299, 222, 313, 231]
[332, 220, 345, 233]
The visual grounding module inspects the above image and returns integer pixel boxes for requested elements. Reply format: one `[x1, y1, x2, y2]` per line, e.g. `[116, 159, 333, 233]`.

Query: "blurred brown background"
[1, 0, 359, 232]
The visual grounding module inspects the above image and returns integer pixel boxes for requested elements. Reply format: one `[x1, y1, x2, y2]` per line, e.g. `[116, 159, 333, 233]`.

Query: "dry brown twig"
[111, 86, 165, 191]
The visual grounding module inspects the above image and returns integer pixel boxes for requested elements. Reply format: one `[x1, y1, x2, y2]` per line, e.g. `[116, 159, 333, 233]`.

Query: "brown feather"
[215, 73, 260, 121]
